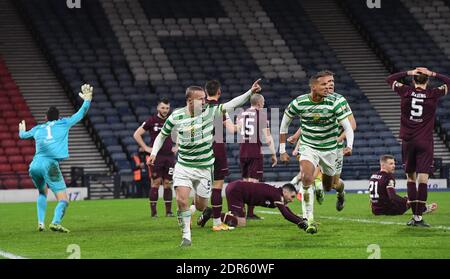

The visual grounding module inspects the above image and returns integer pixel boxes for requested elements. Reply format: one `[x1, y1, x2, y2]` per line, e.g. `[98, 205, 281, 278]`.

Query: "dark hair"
[185, 86, 204, 101]
[380, 154, 395, 163]
[46, 106, 60, 121]
[158, 98, 170, 105]
[282, 183, 298, 193]
[414, 74, 429, 85]
[204, 80, 221, 97]
[309, 70, 334, 86]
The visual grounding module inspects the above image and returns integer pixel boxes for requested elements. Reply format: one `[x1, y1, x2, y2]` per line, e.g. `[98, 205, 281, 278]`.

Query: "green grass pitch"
[1, 192, 449, 259]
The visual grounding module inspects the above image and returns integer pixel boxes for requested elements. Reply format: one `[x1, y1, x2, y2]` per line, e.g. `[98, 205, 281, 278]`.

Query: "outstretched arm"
[66, 84, 93, 128]
[222, 79, 261, 112]
[386, 69, 419, 90]
[18, 120, 36, 139]
[275, 202, 303, 225]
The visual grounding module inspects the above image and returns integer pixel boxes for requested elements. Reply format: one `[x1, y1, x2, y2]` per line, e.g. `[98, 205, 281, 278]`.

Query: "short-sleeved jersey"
[284, 93, 352, 151]
[393, 82, 446, 141]
[19, 101, 90, 160]
[160, 103, 224, 168]
[141, 114, 173, 156]
[237, 108, 269, 158]
[368, 171, 396, 206]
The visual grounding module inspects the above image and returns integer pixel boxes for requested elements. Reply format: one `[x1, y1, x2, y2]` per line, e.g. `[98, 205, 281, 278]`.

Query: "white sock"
[179, 210, 192, 240]
[290, 175, 303, 190]
[213, 218, 222, 226]
[301, 186, 314, 221]
[189, 204, 196, 214]
[314, 179, 323, 192]
[413, 215, 422, 222]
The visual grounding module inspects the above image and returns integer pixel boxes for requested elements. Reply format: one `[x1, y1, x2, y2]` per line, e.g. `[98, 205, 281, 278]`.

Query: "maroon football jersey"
[237, 108, 269, 158]
[234, 181, 282, 208]
[393, 82, 446, 141]
[227, 181, 302, 224]
[368, 171, 396, 207]
[142, 114, 174, 156]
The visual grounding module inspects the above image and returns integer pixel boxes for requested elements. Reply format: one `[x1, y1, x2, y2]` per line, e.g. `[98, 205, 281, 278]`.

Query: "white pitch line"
[256, 210, 450, 231]
[0, 249, 28, 259]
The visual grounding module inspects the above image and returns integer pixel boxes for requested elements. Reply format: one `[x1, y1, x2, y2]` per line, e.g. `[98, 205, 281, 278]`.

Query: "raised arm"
[66, 84, 93, 128]
[222, 79, 261, 112]
[416, 67, 450, 95]
[18, 120, 36, 140]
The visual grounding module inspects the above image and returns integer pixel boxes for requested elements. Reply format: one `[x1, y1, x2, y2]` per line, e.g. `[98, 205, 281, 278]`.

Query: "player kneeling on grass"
[18, 84, 93, 233]
[369, 155, 437, 216]
[221, 180, 311, 233]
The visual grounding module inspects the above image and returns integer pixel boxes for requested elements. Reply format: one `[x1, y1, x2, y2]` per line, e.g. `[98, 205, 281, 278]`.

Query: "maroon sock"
[150, 187, 158, 215]
[163, 188, 172, 214]
[211, 188, 222, 219]
[247, 205, 255, 217]
[407, 182, 417, 215]
[417, 183, 428, 215]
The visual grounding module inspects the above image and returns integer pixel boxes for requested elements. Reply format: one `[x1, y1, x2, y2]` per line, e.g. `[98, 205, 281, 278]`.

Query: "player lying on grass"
[369, 154, 437, 216]
[18, 84, 93, 233]
[220, 180, 312, 233]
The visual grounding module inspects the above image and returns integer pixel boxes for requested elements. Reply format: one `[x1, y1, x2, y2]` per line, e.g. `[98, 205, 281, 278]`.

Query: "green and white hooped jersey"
[161, 103, 223, 169]
[285, 92, 352, 151]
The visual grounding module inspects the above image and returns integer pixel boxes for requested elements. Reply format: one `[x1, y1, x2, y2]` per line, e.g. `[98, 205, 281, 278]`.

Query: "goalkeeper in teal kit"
[19, 84, 93, 233]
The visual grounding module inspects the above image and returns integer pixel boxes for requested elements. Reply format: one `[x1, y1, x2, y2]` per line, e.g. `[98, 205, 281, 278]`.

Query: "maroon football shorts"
[150, 155, 175, 181]
[213, 142, 229, 181]
[225, 183, 246, 218]
[402, 139, 433, 174]
[371, 198, 409, 215]
[240, 156, 263, 181]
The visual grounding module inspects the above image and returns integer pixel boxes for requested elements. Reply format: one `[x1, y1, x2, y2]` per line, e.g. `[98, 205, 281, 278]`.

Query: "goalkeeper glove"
[78, 84, 93, 101]
[19, 120, 26, 132]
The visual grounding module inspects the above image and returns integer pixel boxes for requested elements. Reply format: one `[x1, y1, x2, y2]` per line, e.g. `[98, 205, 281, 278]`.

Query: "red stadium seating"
[0, 56, 37, 189]
[2, 178, 18, 189]
[0, 164, 12, 172]
[11, 163, 28, 172]
[8, 155, 24, 164]
[20, 177, 35, 189]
